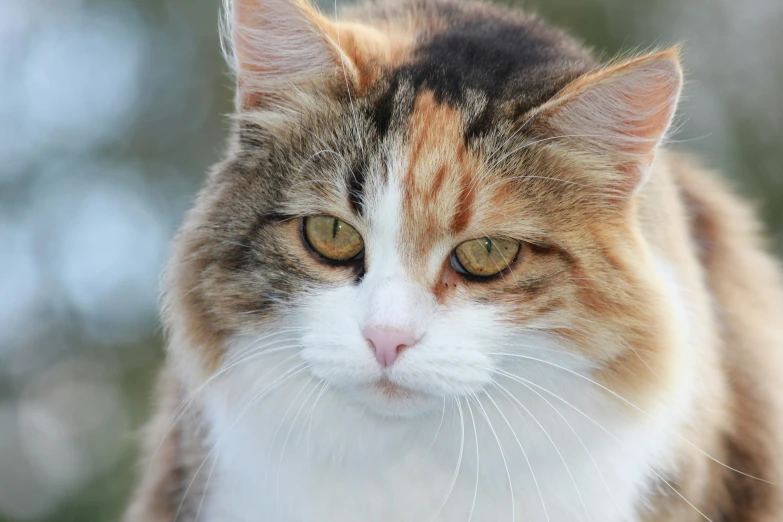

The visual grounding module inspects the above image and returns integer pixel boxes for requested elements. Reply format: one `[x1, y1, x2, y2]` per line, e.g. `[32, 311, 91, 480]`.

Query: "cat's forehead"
[358, 89, 538, 284]
[388, 91, 494, 251]
[365, 7, 594, 140]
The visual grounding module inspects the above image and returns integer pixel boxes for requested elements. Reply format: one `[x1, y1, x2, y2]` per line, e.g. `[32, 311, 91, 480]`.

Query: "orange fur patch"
[400, 91, 481, 264]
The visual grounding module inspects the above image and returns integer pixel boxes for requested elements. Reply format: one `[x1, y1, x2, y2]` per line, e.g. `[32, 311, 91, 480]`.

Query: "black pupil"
[332, 218, 339, 239]
[485, 239, 492, 254]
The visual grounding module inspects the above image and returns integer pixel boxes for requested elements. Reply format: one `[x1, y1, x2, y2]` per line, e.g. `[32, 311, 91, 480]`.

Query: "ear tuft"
[222, 0, 357, 109]
[531, 48, 683, 189]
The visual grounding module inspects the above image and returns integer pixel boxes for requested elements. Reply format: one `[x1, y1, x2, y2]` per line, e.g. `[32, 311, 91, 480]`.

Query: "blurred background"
[0, 0, 781, 520]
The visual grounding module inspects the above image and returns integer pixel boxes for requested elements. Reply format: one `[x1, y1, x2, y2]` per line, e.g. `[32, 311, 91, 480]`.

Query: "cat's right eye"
[303, 216, 364, 262]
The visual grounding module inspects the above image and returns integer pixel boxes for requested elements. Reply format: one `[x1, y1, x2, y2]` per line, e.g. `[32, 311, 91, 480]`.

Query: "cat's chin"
[351, 378, 442, 419]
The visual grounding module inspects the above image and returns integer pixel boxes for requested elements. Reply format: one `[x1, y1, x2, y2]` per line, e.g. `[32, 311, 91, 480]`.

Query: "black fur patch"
[370, 74, 400, 138]
[348, 158, 369, 215]
[369, 1, 593, 140]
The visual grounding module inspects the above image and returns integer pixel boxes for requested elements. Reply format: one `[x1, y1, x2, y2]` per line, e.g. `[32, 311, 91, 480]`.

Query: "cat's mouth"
[346, 376, 443, 417]
[375, 377, 412, 398]
[361, 376, 438, 417]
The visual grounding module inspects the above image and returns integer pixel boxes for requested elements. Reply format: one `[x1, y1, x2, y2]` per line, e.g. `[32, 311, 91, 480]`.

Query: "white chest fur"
[196, 355, 678, 522]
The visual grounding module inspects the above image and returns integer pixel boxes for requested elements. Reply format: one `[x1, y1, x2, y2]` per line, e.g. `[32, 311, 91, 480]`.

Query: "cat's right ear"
[224, 0, 358, 109]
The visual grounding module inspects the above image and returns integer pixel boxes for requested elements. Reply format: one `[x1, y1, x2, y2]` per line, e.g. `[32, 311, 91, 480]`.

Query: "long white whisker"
[494, 368, 713, 521]
[146, 339, 304, 483]
[297, 380, 327, 444]
[471, 392, 518, 522]
[276, 378, 318, 500]
[430, 397, 465, 522]
[198, 359, 308, 519]
[465, 399, 479, 522]
[222, 332, 305, 366]
[490, 381, 591, 521]
[491, 368, 619, 512]
[490, 351, 771, 484]
[194, 442, 219, 522]
[306, 381, 331, 459]
[427, 396, 448, 452]
[267, 375, 316, 472]
[173, 361, 310, 521]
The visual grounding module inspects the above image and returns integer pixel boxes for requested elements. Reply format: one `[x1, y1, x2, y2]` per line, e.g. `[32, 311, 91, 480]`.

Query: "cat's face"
[167, 0, 683, 420]
[283, 92, 579, 417]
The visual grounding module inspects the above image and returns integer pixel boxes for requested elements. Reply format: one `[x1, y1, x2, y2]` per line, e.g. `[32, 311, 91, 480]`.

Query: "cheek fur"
[297, 285, 382, 385]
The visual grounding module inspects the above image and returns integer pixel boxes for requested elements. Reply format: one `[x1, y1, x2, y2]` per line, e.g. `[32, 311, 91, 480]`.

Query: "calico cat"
[125, 0, 783, 520]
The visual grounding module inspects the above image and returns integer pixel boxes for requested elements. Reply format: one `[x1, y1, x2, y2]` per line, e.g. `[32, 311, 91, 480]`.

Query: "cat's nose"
[362, 327, 417, 367]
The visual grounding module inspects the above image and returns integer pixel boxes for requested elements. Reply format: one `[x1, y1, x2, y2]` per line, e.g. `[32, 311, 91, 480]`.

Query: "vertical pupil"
[484, 238, 492, 255]
[332, 218, 339, 239]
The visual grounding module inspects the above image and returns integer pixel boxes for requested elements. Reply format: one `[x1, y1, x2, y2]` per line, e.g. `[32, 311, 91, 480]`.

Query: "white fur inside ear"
[221, 0, 353, 107]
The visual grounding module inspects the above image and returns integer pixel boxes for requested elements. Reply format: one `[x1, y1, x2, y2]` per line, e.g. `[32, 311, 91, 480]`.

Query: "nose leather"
[363, 327, 416, 367]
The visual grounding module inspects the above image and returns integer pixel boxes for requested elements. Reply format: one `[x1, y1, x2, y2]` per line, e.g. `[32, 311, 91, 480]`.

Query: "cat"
[124, 0, 783, 520]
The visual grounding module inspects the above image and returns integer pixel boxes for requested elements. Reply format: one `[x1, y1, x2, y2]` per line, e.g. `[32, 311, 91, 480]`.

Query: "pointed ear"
[224, 0, 358, 109]
[530, 48, 683, 190]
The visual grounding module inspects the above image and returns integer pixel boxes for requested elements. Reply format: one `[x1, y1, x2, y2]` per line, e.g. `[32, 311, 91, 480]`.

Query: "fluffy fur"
[125, 1, 783, 521]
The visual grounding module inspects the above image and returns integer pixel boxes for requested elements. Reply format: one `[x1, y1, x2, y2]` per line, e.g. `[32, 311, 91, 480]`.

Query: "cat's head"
[166, 0, 684, 419]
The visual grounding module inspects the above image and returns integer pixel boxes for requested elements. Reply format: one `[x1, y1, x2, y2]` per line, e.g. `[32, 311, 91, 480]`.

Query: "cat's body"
[126, 1, 783, 521]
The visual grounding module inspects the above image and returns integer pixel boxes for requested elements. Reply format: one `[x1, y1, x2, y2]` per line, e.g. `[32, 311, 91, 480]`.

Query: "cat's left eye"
[451, 237, 520, 278]
[304, 216, 364, 262]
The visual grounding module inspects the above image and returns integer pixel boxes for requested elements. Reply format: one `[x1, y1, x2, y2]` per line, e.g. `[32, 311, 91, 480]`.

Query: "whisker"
[465, 399, 479, 522]
[276, 377, 318, 501]
[267, 376, 316, 473]
[490, 381, 591, 521]
[194, 442, 219, 522]
[223, 331, 305, 365]
[489, 351, 772, 484]
[427, 396, 448, 452]
[145, 340, 303, 485]
[174, 361, 310, 521]
[306, 380, 331, 459]
[297, 380, 327, 444]
[494, 368, 714, 521]
[184, 344, 302, 421]
[475, 392, 534, 522]
[619, 337, 663, 381]
[491, 368, 620, 512]
[430, 397, 465, 522]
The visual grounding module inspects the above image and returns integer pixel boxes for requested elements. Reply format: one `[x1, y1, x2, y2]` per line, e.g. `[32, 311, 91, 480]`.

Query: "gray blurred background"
[0, 0, 781, 520]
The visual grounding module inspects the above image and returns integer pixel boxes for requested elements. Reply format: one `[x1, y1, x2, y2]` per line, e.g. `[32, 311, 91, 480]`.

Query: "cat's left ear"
[529, 48, 683, 191]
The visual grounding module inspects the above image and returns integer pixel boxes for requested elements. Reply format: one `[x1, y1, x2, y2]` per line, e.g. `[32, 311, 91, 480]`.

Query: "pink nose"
[363, 327, 417, 367]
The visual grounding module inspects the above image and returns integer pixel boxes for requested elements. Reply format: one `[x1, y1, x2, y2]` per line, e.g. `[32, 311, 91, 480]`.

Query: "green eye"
[304, 216, 364, 262]
[451, 237, 520, 277]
